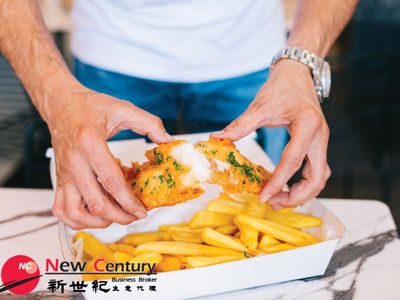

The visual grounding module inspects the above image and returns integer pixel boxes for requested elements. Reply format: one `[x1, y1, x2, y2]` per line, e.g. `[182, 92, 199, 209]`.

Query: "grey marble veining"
[308, 230, 398, 300]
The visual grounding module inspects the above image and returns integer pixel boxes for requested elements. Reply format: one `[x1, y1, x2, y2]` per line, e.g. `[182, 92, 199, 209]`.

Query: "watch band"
[271, 46, 330, 103]
[271, 46, 324, 71]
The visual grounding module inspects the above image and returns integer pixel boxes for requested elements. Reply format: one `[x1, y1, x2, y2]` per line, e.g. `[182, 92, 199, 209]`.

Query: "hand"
[48, 84, 173, 229]
[212, 60, 330, 209]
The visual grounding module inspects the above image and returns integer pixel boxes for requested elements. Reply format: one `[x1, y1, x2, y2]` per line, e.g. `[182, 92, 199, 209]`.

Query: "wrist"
[30, 70, 84, 125]
[270, 59, 312, 78]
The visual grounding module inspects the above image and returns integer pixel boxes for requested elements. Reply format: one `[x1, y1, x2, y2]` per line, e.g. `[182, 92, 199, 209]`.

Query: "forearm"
[288, 0, 358, 57]
[0, 0, 79, 123]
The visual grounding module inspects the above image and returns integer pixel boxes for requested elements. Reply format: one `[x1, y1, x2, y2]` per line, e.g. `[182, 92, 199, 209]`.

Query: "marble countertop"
[0, 188, 399, 300]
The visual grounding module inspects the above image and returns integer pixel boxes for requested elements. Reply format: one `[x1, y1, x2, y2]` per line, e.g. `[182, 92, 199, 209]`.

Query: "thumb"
[124, 106, 174, 144]
[211, 111, 261, 141]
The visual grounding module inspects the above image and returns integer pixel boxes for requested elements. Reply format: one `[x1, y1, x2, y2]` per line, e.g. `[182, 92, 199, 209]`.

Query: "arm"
[0, 0, 173, 229]
[287, 0, 358, 56]
[213, 0, 358, 209]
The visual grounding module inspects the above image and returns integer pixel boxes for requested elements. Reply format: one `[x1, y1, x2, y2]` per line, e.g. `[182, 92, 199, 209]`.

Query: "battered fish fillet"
[121, 139, 271, 209]
[195, 139, 271, 194]
[122, 140, 211, 209]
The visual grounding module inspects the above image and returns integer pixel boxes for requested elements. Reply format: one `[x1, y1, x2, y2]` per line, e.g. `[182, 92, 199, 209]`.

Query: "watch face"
[321, 62, 331, 98]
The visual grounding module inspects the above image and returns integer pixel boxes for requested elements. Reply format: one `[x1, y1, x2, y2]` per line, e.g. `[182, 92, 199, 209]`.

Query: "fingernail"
[134, 211, 147, 219]
[260, 193, 271, 202]
[163, 133, 174, 142]
[271, 203, 283, 210]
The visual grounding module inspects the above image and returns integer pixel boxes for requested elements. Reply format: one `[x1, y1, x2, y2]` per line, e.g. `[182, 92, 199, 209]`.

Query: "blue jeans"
[73, 58, 288, 164]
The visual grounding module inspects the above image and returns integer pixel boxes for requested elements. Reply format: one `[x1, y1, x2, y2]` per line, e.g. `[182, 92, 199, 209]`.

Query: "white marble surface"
[0, 188, 399, 299]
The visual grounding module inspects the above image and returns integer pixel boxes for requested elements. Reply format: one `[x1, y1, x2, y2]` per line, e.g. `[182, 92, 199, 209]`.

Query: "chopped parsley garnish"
[226, 151, 261, 183]
[165, 171, 175, 189]
[144, 178, 149, 187]
[240, 164, 261, 183]
[157, 175, 164, 186]
[173, 160, 182, 171]
[244, 251, 250, 258]
[153, 150, 163, 165]
[131, 180, 137, 188]
[140, 187, 143, 193]
[227, 151, 240, 167]
[211, 149, 218, 156]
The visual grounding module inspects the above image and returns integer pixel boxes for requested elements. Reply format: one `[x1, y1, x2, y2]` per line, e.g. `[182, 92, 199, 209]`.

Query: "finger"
[268, 132, 328, 207]
[52, 186, 85, 230]
[325, 165, 331, 181]
[82, 138, 148, 219]
[121, 104, 174, 144]
[69, 152, 138, 225]
[211, 107, 262, 141]
[271, 202, 285, 210]
[63, 184, 111, 229]
[266, 190, 289, 207]
[260, 121, 316, 202]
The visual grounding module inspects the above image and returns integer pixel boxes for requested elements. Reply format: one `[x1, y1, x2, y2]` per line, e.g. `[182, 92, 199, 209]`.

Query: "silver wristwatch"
[271, 46, 331, 103]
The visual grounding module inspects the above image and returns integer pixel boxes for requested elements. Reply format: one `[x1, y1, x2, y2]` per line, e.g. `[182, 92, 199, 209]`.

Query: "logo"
[1, 255, 42, 295]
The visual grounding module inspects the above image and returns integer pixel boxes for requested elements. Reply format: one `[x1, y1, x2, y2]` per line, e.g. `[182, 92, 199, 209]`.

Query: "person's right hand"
[48, 84, 173, 230]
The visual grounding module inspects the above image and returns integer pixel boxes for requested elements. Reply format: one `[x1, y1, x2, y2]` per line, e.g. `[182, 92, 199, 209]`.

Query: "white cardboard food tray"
[47, 132, 345, 300]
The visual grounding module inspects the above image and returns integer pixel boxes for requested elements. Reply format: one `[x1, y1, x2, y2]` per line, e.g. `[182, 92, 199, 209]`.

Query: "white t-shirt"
[71, 0, 286, 83]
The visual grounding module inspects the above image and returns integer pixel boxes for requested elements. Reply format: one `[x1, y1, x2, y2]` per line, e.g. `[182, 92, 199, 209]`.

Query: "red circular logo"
[1, 255, 40, 295]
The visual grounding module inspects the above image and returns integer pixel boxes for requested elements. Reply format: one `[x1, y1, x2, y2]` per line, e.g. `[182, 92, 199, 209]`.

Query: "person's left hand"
[211, 59, 331, 209]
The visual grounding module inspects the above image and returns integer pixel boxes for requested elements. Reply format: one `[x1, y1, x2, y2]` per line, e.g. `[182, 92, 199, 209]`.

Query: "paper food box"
[47, 133, 345, 299]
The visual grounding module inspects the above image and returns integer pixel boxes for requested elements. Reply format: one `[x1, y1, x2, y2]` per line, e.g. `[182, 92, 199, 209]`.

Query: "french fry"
[262, 243, 296, 254]
[155, 256, 182, 272]
[159, 223, 189, 232]
[206, 198, 247, 215]
[163, 232, 173, 241]
[246, 198, 270, 217]
[186, 255, 245, 268]
[247, 248, 266, 256]
[216, 225, 238, 235]
[259, 234, 280, 250]
[113, 251, 134, 262]
[108, 243, 136, 255]
[122, 232, 165, 246]
[236, 214, 319, 246]
[278, 208, 294, 213]
[265, 210, 322, 229]
[219, 192, 241, 202]
[108, 243, 119, 252]
[167, 226, 202, 233]
[189, 211, 233, 228]
[201, 228, 247, 252]
[170, 230, 203, 244]
[129, 252, 163, 273]
[226, 192, 258, 203]
[239, 225, 258, 251]
[134, 241, 244, 256]
[73, 231, 114, 261]
[233, 216, 246, 229]
[172, 255, 188, 264]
